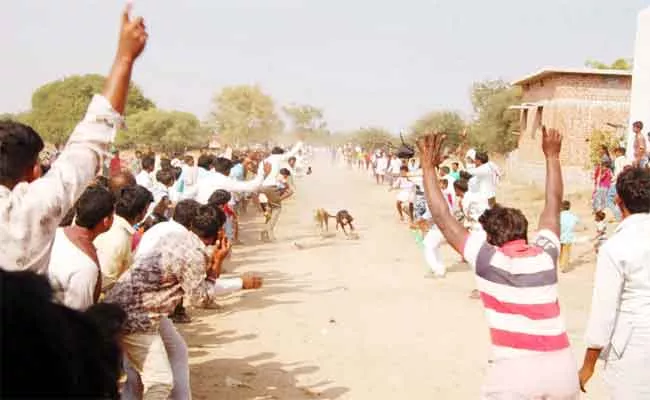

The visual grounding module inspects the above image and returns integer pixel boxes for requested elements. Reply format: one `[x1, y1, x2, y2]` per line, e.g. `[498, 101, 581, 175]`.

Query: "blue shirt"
[560, 211, 579, 244]
[229, 163, 245, 181]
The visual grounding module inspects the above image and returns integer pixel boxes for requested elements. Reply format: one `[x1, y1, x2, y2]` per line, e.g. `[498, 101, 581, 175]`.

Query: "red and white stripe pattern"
[464, 229, 570, 360]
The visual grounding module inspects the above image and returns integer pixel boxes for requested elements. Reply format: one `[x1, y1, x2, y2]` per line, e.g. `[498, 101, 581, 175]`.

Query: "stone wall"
[512, 73, 630, 190]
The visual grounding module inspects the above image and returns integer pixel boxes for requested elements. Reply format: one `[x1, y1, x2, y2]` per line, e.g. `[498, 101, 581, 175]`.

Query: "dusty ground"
[183, 154, 608, 399]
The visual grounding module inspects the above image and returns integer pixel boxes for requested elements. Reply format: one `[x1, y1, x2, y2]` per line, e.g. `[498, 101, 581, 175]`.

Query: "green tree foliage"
[468, 80, 521, 154]
[410, 110, 465, 146]
[589, 130, 619, 167]
[585, 58, 633, 71]
[283, 104, 330, 144]
[348, 127, 396, 150]
[210, 85, 283, 146]
[25, 74, 154, 144]
[119, 109, 209, 151]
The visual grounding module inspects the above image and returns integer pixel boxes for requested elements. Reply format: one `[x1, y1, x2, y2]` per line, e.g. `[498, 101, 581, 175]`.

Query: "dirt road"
[185, 154, 607, 399]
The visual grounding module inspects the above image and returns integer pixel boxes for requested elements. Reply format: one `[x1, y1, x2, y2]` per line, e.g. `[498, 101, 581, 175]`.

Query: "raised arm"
[4, 6, 148, 273]
[537, 127, 563, 237]
[103, 6, 148, 114]
[418, 133, 468, 254]
[281, 141, 304, 161]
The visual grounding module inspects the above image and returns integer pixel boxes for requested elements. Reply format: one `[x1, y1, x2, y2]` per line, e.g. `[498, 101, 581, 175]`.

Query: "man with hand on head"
[0, 5, 147, 274]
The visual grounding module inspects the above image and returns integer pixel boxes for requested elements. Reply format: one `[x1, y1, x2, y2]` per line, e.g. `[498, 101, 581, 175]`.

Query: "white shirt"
[613, 155, 631, 180]
[136, 170, 155, 192]
[375, 157, 389, 172]
[258, 142, 303, 186]
[585, 213, 650, 350]
[48, 229, 99, 311]
[467, 162, 498, 199]
[196, 172, 264, 204]
[0, 95, 120, 275]
[461, 191, 489, 230]
[94, 215, 135, 291]
[389, 158, 402, 174]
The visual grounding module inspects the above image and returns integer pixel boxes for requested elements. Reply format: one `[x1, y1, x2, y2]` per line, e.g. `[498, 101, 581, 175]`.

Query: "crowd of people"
[332, 126, 650, 398]
[2, 6, 650, 400]
[0, 8, 310, 399]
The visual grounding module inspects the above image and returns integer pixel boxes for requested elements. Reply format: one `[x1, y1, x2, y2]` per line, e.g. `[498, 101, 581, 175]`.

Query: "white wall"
[627, 7, 650, 159]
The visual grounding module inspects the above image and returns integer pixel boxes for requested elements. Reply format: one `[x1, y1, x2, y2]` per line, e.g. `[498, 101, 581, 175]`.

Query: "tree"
[468, 80, 521, 154]
[585, 58, 633, 71]
[210, 85, 282, 146]
[349, 127, 396, 150]
[410, 111, 465, 146]
[24, 74, 155, 144]
[283, 104, 330, 144]
[119, 109, 210, 151]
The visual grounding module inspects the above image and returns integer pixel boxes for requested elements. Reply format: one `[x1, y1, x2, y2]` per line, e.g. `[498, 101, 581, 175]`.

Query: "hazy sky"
[1, 0, 646, 132]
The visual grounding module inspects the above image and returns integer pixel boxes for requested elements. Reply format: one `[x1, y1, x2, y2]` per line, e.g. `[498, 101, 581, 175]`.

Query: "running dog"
[314, 209, 357, 238]
[335, 210, 356, 238]
[314, 208, 333, 232]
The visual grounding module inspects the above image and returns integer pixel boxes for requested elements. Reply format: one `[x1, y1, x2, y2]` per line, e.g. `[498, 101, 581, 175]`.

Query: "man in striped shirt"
[418, 128, 580, 399]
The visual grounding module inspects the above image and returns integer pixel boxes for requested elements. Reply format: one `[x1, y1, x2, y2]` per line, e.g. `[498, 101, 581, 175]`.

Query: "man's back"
[599, 213, 650, 319]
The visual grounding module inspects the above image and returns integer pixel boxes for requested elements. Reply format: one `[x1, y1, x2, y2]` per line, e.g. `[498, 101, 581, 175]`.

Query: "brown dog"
[314, 208, 333, 232]
[314, 209, 356, 238]
[335, 210, 355, 237]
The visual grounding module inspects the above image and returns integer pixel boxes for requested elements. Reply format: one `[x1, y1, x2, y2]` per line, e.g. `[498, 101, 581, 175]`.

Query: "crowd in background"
[2, 6, 650, 400]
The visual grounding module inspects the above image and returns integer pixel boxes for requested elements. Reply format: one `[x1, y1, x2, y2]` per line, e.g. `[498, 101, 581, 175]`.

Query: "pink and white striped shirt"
[463, 229, 570, 360]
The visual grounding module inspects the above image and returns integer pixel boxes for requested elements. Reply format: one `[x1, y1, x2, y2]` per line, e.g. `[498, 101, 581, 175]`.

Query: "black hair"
[213, 157, 234, 175]
[172, 166, 182, 180]
[453, 179, 469, 193]
[459, 171, 473, 181]
[1, 269, 123, 398]
[59, 207, 76, 227]
[633, 120, 644, 130]
[160, 158, 172, 170]
[173, 199, 201, 230]
[288, 156, 297, 163]
[440, 179, 449, 188]
[0, 121, 45, 187]
[141, 156, 155, 171]
[452, 162, 459, 167]
[475, 152, 489, 164]
[92, 175, 111, 190]
[478, 206, 528, 247]
[441, 166, 450, 174]
[156, 169, 176, 187]
[616, 167, 650, 214]
[279, 168, 291, 177]
[562, 200, 571, 211]
[75, 186, 115, 229]
[115, 185, 153, 222]
[191, 205, 226, 239]
[208, 189, 232, 207]
[271, 146, 285, 155]
[197, 154, 213, 170]
[184, 155, 194, 164]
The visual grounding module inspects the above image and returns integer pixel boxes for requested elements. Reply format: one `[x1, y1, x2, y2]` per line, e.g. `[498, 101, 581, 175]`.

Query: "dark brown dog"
[335, 210, 355, 237]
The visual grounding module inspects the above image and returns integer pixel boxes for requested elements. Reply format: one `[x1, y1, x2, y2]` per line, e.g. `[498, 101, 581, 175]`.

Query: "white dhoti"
[602, 325, 650, 399]
[423, 226, 446, 277]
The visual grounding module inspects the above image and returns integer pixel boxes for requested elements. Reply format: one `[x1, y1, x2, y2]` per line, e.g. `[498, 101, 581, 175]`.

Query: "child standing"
[391, 165, 416, 223]
[559, 200, 579, 272]
[593, 210, 608, 253]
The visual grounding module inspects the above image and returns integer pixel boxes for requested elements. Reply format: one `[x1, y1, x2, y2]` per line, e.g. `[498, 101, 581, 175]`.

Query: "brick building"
[507, 68, 632, 190]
